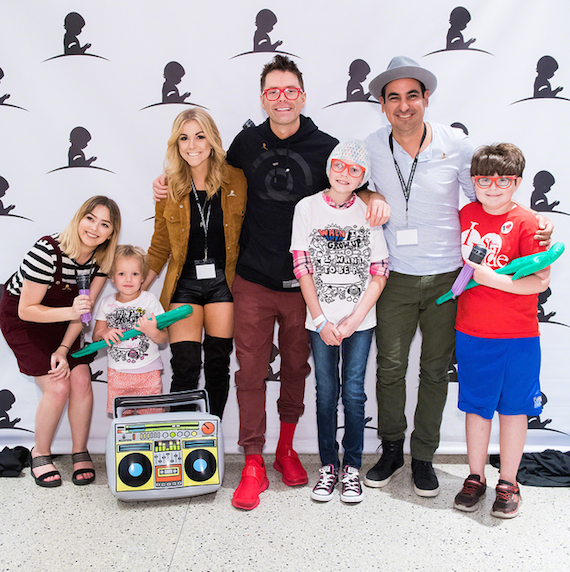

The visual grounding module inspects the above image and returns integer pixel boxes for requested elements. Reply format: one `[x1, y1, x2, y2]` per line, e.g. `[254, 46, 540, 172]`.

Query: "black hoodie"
[227, 115, 338, 292]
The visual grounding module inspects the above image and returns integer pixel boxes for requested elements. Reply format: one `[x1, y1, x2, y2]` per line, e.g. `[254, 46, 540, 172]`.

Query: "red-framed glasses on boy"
[330, 159, 366, 178]
[262, 87, 303, 101]
[474, 176, 518, 189]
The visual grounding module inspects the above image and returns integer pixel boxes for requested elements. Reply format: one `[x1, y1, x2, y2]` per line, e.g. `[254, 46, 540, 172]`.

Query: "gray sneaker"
[453, 475, 486, 511]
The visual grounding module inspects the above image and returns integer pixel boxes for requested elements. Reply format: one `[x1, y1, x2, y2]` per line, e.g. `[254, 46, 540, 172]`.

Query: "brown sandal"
[30, 450, 62, 488]
[71, 451, 95, 485]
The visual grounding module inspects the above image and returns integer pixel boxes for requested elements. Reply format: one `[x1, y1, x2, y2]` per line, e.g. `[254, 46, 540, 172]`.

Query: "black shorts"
[170, 263, 232, 306]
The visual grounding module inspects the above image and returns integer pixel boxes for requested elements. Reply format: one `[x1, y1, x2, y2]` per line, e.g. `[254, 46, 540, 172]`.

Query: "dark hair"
[381, 80, 426, 101]
[260, 55, 304, 91]
[471, 143, 526, 177]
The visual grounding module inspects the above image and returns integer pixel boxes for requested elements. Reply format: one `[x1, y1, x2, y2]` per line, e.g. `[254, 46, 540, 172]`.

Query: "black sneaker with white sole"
[411, 458, 439, 497]
[364, 438, 404, 488]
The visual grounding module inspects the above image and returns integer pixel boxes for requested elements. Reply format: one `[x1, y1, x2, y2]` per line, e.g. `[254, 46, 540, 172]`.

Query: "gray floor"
[1, 453, 568, 572]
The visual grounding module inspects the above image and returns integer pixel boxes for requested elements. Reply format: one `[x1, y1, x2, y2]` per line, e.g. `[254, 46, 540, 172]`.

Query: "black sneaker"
[311, 464, 338, 502]
[364, 438, 404, 488]
[453, 474, 486, 511]
[411, 458, 439, 497]
[491, 479, 522, 519]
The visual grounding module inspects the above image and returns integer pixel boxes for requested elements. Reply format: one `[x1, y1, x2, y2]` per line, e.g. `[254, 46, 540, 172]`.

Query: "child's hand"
[135, 313, 159, 336]
[319, 321, 342, 346]
[102, 327, 124, 346]
[465, 259, 499, 288]
[337, 315, 359, 341]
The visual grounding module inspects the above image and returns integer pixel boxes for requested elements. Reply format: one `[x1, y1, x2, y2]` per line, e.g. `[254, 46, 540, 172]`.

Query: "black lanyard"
[388, 123, 427, 214]
[191, 179, 211, 260]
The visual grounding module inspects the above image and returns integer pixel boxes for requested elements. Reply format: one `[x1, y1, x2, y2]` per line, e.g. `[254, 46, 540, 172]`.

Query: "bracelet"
[59, 344, 70, 350]
[315, 319, 328, 334]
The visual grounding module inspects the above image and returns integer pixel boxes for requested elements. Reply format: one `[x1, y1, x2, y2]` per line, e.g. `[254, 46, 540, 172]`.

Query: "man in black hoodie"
[227, 56, 338, 510]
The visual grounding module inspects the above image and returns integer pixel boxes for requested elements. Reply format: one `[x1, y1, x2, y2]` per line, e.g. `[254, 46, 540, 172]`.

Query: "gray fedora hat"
[369, 56, 437, 101]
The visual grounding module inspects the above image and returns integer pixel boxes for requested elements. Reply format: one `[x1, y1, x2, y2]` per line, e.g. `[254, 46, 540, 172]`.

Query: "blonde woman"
[145, 108, 246, 418]
[0, 196, 121, 487]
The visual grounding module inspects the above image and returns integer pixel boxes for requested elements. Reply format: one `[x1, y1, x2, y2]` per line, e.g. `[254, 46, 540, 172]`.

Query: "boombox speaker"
[106, 390, 224, 501]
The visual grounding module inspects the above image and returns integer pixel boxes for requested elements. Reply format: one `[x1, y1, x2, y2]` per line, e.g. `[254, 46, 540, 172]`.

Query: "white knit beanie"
[326, 139, 371, 185]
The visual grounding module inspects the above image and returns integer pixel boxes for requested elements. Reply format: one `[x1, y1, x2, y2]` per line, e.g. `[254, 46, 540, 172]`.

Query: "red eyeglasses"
[474, 176, 518, 189]
[330, 159, 365, 178]
[262, 87, 303, 101]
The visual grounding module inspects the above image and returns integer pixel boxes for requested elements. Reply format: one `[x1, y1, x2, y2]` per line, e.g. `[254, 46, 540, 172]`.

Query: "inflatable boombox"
[106, 390, 224, 501]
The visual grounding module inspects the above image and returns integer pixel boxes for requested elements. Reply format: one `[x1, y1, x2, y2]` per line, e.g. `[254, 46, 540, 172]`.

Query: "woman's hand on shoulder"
[153, 174, 168, 202]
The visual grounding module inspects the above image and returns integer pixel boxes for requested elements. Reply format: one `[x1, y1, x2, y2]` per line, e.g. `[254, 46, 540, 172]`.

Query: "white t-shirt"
[290, 191, 389, 332]
[95, 290, 165, 373]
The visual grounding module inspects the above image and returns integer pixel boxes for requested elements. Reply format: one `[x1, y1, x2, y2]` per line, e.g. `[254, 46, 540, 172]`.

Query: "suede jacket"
[148, 164, 247, 309]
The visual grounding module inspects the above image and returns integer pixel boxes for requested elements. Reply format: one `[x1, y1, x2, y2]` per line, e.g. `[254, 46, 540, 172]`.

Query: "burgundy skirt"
[0, 291, 93, 377]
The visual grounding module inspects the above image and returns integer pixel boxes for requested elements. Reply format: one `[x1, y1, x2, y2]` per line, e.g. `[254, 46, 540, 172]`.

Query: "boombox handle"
[113, 389, 210, 419]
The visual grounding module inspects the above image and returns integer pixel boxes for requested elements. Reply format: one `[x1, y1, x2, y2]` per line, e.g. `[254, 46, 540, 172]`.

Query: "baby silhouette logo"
[231, 9, 299, 59]
[140, 61, 206, 110]
[537, 286, 568, 329]
[0, 176, 32, 221]
[531, 170, 568, 216]
[48, 127, 114, 174]
[512, 55, 568, 104]
[528, 392, 568, 434]
[0, 390, 21, 429]
[424, 6, 492, 56]
[0, 66, 28, 111]
[44, 12, 108, 62]
[324, 59, 380, 108]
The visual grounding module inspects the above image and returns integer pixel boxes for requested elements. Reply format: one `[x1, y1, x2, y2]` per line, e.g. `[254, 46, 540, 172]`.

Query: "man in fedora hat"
[361, 56, 551, 497]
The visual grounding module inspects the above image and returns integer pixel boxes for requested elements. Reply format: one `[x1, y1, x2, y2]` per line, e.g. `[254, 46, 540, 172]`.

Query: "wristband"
[59, 344, 70, 350]
[313, 314, 325, 327]
[315, 319, 328, 334]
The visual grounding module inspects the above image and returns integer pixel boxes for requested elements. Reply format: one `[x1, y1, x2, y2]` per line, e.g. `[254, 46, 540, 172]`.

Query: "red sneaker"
[231, 460, 269, 510]
[274, 448, 308, 486]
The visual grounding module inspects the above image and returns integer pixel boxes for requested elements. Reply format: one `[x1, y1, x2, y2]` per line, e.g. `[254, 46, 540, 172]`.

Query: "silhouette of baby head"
[164, 61, 186, 84]
[533, 170, 555, 191]
[451, 122, 469, 136]
[536, 55, 559, 78]
[64, 12, 86, 34]
[0, 389, 16, 411]
[70, 126, 92, 148]
[256, 9, 278, 31]
[349, 59, 371, 81]
[0, 67, 4, 81]
[0, 176, 8, 196]
[449, 6, 471, 28]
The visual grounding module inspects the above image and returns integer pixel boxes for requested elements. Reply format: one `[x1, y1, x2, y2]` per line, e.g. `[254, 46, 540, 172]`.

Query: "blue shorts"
[455, 331, 543, 420]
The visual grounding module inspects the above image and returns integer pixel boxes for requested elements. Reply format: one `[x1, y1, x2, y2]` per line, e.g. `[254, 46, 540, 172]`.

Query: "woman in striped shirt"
[0, 196, 121, 487]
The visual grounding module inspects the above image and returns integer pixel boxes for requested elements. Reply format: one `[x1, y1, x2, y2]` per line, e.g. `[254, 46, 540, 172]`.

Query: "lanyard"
[191, 179, 211, 260]
[388, 123, 427, 216]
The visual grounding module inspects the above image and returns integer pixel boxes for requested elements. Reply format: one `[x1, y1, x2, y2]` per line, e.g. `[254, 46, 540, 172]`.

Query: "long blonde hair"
[59, 195, 121, 274]
[165, 108, 228, 202]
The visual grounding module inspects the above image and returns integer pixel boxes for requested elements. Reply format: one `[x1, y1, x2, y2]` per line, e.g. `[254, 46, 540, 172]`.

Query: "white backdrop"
[1, 1, 569, 455]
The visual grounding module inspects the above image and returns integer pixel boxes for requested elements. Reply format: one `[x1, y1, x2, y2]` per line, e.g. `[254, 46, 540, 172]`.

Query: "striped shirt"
[5, 234, 103, 296]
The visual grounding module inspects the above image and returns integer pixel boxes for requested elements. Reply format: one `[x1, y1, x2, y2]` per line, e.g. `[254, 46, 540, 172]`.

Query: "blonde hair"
[59, 195, 121, 275]
[165, 108, 228, 202]
[111, 245, 149, 281]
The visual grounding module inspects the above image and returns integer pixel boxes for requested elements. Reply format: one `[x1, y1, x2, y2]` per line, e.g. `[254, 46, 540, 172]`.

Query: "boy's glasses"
[474, 176, 518, 189]
[262, 87, 303, 101]
[330, 159, 365, 178]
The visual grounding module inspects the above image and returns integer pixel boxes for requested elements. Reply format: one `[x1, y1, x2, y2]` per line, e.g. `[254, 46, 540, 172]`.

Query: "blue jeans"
[309, 328, 374, 469]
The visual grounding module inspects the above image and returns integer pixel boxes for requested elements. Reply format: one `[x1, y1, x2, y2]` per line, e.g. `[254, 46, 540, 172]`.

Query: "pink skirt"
[107, 368, 163, 415]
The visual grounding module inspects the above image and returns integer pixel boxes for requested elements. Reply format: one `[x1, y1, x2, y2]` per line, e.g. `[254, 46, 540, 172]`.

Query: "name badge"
[195, 261, 216, 279]
[396, 228, 419, 246]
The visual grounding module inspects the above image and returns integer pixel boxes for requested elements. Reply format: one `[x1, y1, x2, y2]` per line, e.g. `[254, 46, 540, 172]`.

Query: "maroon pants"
[233, 276, 310, 455]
